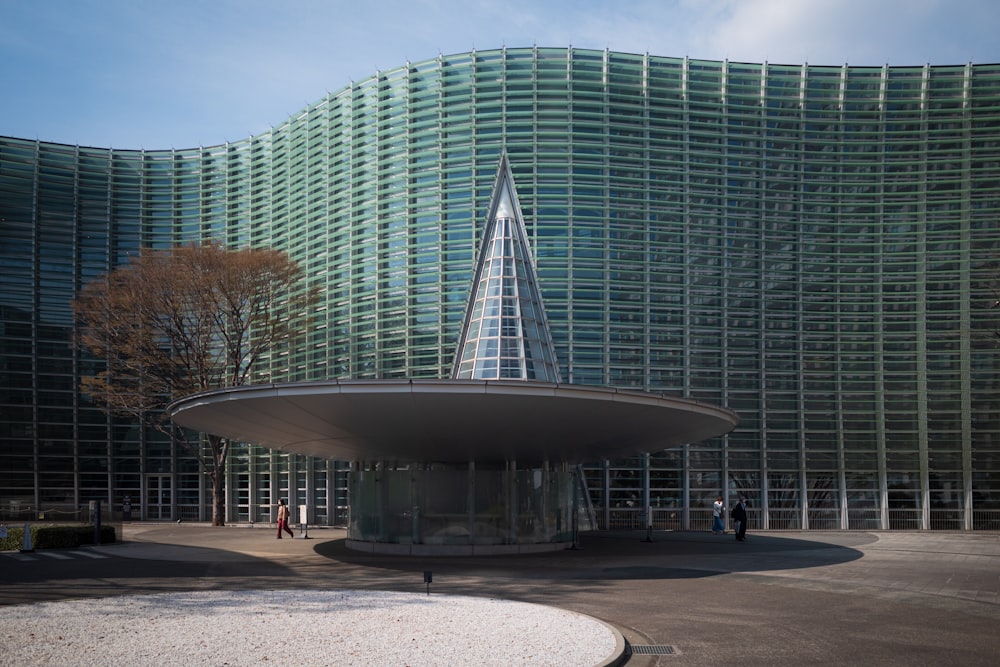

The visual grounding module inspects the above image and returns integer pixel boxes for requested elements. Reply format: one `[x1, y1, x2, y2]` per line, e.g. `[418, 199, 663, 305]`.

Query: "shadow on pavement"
[313, 529, 868, 581]
[0, 527, 866, 608]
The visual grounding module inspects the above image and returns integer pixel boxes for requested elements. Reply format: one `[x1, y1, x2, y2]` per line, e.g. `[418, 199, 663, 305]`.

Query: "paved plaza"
[2, 524, 999, 665]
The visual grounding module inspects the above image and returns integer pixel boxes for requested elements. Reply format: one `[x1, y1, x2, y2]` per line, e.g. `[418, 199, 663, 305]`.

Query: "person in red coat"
[276, 499, 294, 539]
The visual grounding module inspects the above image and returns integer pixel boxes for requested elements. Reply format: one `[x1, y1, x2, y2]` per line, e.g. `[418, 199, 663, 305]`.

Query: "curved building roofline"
[14, 50, 994, 152]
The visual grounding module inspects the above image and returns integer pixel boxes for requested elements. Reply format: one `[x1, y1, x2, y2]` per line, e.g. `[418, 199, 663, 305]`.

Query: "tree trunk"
[211, 470, 226, 526]
[207, 434, 229, 526]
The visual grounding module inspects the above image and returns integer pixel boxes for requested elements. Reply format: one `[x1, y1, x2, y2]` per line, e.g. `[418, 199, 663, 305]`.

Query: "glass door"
[145, 474, 172, 520]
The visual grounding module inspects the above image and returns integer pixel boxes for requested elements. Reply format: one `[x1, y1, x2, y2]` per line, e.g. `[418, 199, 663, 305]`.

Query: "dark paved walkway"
[3, 524, 999, 666]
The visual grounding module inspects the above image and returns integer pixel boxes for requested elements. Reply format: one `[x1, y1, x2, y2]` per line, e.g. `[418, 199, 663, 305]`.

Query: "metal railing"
[928, 510, 963, 530]
[9, 500, 1000, 531]
[2, 503, 93, 523]
[767, 508, 802, 530]
[806, 509, 841, 530]
[848, 508, 882, 530]
[887, 509, 922, 530]
[972, 509, 1000, 530]
[595, 506, 1000, 531]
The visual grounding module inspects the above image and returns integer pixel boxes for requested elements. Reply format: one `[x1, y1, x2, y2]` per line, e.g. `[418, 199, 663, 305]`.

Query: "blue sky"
[2, 0, 998, 149]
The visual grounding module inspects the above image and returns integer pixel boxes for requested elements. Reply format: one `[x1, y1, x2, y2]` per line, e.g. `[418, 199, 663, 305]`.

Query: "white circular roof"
[169, 379, 739, 463]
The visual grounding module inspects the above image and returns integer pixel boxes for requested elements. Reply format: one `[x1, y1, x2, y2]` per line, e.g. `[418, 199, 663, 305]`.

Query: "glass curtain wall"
[2, 49, 1000, 530]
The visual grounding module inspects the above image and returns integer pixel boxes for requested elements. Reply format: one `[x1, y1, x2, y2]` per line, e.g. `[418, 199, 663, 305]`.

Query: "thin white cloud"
[689, 0, 995, 66]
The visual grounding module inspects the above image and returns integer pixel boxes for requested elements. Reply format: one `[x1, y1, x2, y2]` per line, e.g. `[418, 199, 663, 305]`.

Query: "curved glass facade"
[2, 48, 1000, 530]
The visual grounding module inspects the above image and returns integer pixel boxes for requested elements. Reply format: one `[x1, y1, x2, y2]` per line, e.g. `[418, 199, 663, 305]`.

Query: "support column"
[839, 469, 849, 531]
[269, 450, 280, 524]
[682, 445, 691, 530]
[642, 452, 651, 527]
[376, 460, 387, 543]
[800, 467, 809, 530]
[602, 460, 611, 530]
[879, 466, 890, 530]
[507, 459, 518, 544]
[541, 460, 550, 541]
[467, 460, 476, 543]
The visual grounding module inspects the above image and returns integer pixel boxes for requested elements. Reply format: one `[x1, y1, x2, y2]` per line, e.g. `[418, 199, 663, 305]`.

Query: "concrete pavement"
[2, 524, 999, 665]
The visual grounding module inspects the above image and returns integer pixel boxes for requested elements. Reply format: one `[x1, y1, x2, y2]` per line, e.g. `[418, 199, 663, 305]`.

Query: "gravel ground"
[0, 589, 620, 666]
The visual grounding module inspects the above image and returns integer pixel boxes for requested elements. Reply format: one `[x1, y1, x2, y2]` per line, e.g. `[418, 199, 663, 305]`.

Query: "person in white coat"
[712, 496, 725, 534]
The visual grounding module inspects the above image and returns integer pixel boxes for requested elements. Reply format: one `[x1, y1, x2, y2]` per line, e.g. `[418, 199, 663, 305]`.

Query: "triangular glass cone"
[451, 153, 561, 382]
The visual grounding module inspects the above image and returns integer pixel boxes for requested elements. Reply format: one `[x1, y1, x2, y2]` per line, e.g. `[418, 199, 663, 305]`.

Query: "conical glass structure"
[452, 153, 561, 382]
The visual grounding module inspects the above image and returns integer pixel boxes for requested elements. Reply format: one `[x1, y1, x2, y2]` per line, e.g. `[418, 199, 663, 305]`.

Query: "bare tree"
[73, 242, 319, 525]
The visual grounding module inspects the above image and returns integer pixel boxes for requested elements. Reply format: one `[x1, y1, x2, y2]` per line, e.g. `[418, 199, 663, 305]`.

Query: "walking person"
[276, 499, 294, 539]
[712, 496, 725, 534]
[731, 496, 748, 542]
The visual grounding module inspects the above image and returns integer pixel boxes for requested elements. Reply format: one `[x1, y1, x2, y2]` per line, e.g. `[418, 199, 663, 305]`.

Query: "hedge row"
[0, 525, 117, 551]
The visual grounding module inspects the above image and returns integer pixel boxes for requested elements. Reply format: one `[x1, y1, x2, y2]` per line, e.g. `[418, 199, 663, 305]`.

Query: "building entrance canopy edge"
[169, 379, 739, 464]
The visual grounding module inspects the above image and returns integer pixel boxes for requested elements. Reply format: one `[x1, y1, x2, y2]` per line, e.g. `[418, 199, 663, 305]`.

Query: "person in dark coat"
[731, 496, 748, 541]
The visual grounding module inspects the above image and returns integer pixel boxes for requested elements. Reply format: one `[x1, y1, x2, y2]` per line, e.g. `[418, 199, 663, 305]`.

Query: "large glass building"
[2, 47, 999, 531]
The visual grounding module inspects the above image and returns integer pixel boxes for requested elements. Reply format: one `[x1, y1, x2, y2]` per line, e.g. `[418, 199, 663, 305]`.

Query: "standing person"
[731, 496, 748, 542]
[712, 496, 726, 534]
[276, 499, 294, 539]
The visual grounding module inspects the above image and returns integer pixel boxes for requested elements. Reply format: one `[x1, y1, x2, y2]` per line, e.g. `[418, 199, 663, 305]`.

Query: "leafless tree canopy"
[72, 242, 319, 524]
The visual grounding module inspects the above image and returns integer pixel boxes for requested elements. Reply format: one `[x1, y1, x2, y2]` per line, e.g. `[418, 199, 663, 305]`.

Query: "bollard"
[642, 506, 654, 543]
[298, 505, 309, 539]
[20, 523, 33, 553]
[93, 500, 102, 546]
